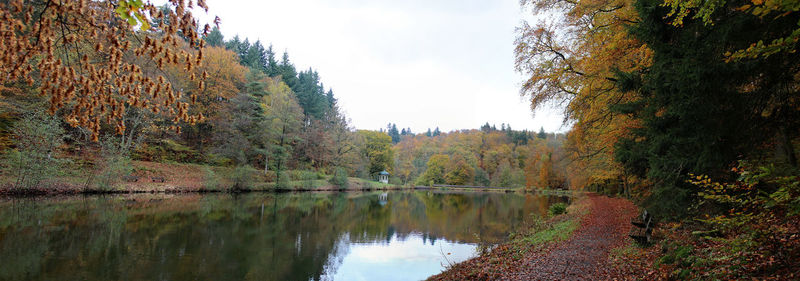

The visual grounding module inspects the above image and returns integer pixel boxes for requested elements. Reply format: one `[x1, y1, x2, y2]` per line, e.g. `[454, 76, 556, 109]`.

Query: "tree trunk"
[780, 126, 797, 167]
[264, 152, 269, 176]
[622, 172, 631, 199]
[276, 124, 286, 178]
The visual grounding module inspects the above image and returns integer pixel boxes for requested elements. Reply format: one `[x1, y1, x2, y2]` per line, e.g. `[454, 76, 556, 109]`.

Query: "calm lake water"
[0, 191, 567, 281]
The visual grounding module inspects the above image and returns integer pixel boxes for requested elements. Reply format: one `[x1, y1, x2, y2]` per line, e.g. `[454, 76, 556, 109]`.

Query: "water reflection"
[323, 233, 476, 281]
[0, 191, 567, 281]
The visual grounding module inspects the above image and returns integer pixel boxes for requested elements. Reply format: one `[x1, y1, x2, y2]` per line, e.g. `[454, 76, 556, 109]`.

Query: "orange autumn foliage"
[516, 0, 650, 189]
[0, 0, 214, 140]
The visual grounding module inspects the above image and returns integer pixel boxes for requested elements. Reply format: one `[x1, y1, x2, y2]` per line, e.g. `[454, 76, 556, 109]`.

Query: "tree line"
[391, 124, 567, 189]
[0, 0, 566, 191]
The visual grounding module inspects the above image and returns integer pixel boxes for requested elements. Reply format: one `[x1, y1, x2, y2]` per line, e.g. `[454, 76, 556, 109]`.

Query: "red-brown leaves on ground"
[430, 194, 638, 281]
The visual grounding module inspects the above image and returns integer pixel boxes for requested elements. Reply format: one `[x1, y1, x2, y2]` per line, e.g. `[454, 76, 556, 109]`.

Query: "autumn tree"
[212, 85, 265, 166]
[418, 154, 449, 185]
[0, 0, 216, 140]
[358, 130, 394, 177]
[174, 46, 246, 147]
[296, 119, 333, 169]
[663, 0, 800, 60]
[538, 152, 553, 188]
[325, 102, 362, 174]
[516, 0, 650, 189]
[262, 77, 304, 181]
[445, 154, 475, 185]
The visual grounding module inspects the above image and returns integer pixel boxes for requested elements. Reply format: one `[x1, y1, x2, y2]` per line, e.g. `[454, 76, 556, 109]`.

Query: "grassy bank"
[429, 196, 589, 280]
[3, 160, 565, 196]
[0, 160, 414, 195]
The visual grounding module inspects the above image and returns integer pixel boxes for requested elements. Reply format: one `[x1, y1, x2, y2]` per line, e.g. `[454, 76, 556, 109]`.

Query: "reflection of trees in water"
[0, 192, 565, 281]
[319, 233, 351, 280]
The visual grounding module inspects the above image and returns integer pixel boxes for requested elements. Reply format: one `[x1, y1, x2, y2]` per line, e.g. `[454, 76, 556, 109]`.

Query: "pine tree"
[225, 35, 251, 63]
[326, 90, 336, 110]
[295, 68, 329, 120]
[613, 0, 800, 216]
[388, 123, 400, 144]
[204, 26, 224, 47]
[278, 51, 299, 90]
[537, 127, 546, 139]
[265, 44, 279, 77]
[243, 40, 268, 73]
[481, 122, 492, 132]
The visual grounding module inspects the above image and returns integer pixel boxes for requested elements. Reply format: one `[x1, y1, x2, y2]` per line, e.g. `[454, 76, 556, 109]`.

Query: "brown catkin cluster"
[0, 0, 214, 141]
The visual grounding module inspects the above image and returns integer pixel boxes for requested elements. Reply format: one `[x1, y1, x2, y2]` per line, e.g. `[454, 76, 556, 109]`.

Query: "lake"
[0, 191, 567, 281]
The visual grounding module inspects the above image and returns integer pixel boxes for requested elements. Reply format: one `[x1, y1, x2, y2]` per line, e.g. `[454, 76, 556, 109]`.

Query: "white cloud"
[199, 0, 568, 133]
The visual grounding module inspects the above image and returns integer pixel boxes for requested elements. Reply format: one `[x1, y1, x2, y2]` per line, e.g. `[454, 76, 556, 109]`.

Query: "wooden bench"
[151, 176, 166, 183]
[629, 209, 653, 244]
[122, 175, 140, 182]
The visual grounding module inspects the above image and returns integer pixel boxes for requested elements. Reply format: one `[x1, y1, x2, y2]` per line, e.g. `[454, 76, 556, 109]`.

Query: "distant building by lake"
[378, 170, 389, 184]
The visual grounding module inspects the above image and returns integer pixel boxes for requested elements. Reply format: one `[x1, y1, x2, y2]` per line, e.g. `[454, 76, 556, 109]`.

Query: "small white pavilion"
[378, 170, 390, 184]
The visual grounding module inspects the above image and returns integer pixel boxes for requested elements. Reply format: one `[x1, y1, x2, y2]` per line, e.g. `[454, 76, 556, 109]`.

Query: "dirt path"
[502, 194, 638, 280]
[430, 194, 638, 280]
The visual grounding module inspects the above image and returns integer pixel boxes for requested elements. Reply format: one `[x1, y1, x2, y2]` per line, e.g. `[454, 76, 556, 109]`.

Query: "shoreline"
[429, 194, 638, 280]
[0, 184, 577, 197]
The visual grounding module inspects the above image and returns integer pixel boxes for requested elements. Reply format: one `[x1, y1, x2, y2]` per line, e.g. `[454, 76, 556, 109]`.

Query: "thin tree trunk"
[622, 172, 631, 199]
[264, 152, 269, 176]
[780, 126, 797, 167]
[276, 124, 286, 178]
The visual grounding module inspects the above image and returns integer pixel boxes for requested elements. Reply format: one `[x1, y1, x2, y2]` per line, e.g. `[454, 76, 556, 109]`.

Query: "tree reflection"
[0, 192, 566, 281]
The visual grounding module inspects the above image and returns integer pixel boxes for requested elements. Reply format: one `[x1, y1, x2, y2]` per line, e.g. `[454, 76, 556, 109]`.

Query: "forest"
[0, 0, 798, 279]
[0, 0, 568, 193]
[511, 0, 800, 277]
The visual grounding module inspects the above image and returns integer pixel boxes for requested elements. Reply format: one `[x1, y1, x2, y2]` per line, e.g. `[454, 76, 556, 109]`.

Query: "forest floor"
[430, 193, 641, 280]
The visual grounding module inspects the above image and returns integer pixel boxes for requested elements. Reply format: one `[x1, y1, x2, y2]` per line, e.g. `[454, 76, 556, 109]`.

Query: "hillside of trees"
[1, 0, 797, 278]
[391, 125, 568, 189]
[0, 0, 565, 192]
[0, 19, 367, 189]
[515, 0, 799, 277]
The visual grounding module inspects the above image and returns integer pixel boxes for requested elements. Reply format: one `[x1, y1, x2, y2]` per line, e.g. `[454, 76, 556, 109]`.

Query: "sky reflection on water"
[0, 191, 567, 281]
[323, 233, 476, 281]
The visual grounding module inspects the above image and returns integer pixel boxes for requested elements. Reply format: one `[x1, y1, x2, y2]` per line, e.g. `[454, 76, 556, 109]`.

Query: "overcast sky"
[199, 0, 567, 133]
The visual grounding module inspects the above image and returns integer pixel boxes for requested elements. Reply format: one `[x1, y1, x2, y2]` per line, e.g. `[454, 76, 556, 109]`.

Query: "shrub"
[548, 202, 568, 216]
[229, 166, 252, 191]
[275, 170, 290, 189]
[414, 175, 427, 186]
[263, 170, 277, 182]
[329, 167, 349, 188]
[203, 153, 232, 166]
[3, 112, 66, 190]
[301, 171, 316, 189]
[96, 137, 133, 191]
[202, 166, 221, 190]
[131, 139, 203, 163]
[290, 170, 318, 181]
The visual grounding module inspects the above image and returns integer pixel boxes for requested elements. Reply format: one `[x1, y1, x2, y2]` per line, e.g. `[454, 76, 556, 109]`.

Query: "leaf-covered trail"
[429, 194, 638, 280]
[501, 194, 638, 280]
